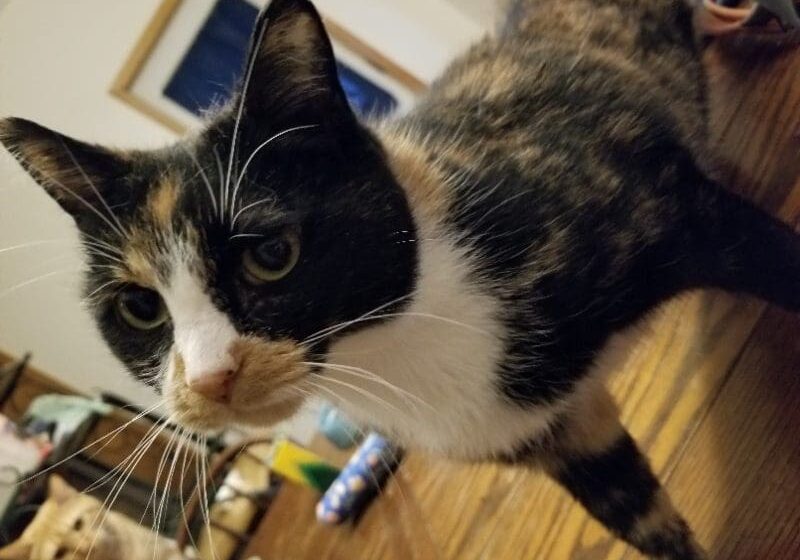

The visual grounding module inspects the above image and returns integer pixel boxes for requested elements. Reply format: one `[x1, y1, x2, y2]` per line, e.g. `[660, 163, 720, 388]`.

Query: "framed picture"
[111, 0, 427, 134]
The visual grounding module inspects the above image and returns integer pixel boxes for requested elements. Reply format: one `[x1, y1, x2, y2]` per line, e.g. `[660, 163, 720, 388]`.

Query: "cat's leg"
[509, 387, 706, 560]
[685, 178, 800, 311]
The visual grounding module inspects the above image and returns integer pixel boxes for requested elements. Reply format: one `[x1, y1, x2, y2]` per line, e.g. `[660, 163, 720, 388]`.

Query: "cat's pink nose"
[187, 368, 239, 403]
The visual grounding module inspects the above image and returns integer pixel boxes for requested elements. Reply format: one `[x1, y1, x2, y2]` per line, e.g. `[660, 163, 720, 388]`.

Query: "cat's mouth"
[165, 337, 309, 432]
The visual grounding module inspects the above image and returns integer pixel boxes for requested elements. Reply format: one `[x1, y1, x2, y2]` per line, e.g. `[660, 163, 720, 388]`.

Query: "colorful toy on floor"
[269, 439, 340, 493]
[316, 433, 403, 525]
[317, 404, 361, 449]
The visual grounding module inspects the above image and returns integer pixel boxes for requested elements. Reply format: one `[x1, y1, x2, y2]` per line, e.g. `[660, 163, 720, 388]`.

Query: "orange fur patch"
[562, 384, 625, 456]
[377, 127, 452, 225]
[147, 176, 180, 229]
[168, 337, 308, 431]
[119, 243, 159, 287]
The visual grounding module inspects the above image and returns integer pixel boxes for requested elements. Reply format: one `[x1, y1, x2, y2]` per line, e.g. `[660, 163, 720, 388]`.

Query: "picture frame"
[110, 0, 427, 134]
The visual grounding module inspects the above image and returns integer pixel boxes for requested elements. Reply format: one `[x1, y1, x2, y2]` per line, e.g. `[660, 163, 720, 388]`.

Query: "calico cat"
[1, 0, 799, 558]
[0, 476, 184, 560]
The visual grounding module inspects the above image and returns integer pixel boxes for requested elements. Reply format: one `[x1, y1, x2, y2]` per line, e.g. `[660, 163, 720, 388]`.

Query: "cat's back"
[375, 0, 712, 372]
[410, 0, 705, 156]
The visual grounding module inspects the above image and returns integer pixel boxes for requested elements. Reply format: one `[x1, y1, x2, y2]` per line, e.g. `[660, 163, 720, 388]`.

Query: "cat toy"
[269, 439, 341, 493]
[315, 433, 403, 525]
[317, 404, 362, 449]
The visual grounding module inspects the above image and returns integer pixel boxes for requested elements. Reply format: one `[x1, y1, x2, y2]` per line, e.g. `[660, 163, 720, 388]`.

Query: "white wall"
[0, 0, 486, 407]
[0, 0, 176, 405]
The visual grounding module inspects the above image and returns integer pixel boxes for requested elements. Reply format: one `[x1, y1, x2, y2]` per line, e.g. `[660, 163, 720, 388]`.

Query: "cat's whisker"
[286, 384, 315, 400]
[50, 175, 123, 237]
[91, 427, 165, 542]
[190, 435, 208, 538]
[178, 430, 203, 556]
[203, 435, 218, 498]
[294, 378, 412, 511]
[82, 448, 143, 495]
[152, 428, 184, 560]
[98, 417, 168, 507]
[300, 378, 351, 411]
[18, 402, 163, 487]
[229, 233, 266, 240]
[0, 239, 70, 255]
[170, 431, 197, 557]
[301, 293, 414, 346]
[213, 145, 226, 222]
[228, 124, 318, 225]
[192, 440, 207, 529]
[183, 144, 219, 216]
[303, 361, 434, 413]
[222, 18, 269, 224]
[84, 419, 171, 559]
[230, 196, 276, 231]
[77, 239, 125, 261]
[199, 435, 222, 560]
[82, 248, 126, 265]
[61, 140, 127, 236]
[154, 431, 181, 530]
[388, 311, 492, 335]
[326, 344, 400, 357]
[26, 153, 125, 241]
[0, 268, 77, 299]
[303, 310, 490, 349]
[82, 407, 168, 494]
[0, 239, 122, 281]
[306, 375, 406, 417]
[80, 234, 124, 256]
[6, 252, 75, 281]
[85, 418, 164, 497]
[82, 263, 122, 273]
[141, 423, 181, 528]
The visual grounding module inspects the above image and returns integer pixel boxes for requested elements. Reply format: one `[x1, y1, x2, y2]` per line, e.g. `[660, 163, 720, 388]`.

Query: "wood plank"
[666, 307, 800, 560]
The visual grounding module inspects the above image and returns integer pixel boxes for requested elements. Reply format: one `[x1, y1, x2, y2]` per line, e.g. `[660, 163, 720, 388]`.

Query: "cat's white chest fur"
[325, 229, 565, 459]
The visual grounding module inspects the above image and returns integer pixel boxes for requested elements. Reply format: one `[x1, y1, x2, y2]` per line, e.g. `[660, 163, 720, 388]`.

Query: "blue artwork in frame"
[164, 0, 398, 118]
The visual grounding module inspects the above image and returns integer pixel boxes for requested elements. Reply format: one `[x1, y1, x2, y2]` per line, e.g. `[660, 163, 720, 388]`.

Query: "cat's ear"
[0, 541, 32, 560]
[48, 475, 77, 505]
[239, 0, 354, 124]
[0, 117, 131, 227]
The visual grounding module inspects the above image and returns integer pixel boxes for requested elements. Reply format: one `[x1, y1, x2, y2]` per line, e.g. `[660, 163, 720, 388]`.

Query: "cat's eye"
[115, 286, 168, 330]
[242, 229, 300, 283]
[73, 518, 84, 531]
[54, 547, 68, 559]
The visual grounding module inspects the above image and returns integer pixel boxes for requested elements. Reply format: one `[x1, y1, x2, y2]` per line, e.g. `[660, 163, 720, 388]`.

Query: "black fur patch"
[554, 433, 659, 537]
[0, 0, 418, 386]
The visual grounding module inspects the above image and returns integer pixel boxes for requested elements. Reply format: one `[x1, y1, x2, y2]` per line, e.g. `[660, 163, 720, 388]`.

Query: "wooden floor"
[242, 41, 800, 560]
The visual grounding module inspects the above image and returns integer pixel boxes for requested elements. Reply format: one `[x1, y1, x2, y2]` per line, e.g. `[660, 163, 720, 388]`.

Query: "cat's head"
[0, 477, 119, 560]
[0, 0, 417, 431]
